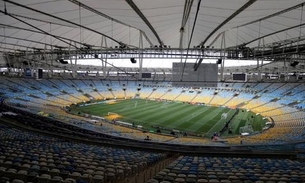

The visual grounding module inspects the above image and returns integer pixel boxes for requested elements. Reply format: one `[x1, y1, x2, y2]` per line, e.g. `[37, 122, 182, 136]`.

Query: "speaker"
[38, 69, 43, 79]
[290, 61, 299, 67]
[58, 58, 68, 64]
[130, 58, 137, 63]
[216, 59, 222, 64]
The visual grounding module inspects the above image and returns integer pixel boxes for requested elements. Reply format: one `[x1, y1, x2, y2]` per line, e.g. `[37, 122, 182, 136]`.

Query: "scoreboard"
[172, 62, 218, 87]
[233, 73, 247, 81]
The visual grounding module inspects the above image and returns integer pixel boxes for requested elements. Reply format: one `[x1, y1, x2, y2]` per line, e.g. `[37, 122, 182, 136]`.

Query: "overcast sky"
[74, 58, 268, 68]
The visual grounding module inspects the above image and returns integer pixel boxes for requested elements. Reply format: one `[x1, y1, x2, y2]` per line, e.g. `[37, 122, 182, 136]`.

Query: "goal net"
[107, 112, 120, 120]
[108, 112, 119, 116]
[239, 125, 254, 134]
[221, 113, 228, 119]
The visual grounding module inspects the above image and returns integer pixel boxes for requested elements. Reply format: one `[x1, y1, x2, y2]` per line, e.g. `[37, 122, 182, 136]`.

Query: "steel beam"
[201, 0, 257, 46]
[125, 0, 162, 45]
[4, 0, 122, 45]
[67, 0, 152, 47]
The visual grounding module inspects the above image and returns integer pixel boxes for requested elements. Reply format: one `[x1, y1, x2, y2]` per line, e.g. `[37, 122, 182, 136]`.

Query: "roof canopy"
[1, 0, 305, 52]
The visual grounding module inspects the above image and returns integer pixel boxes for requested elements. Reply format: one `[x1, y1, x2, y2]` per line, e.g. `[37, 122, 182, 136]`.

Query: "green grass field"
[70, 99, 266, 137]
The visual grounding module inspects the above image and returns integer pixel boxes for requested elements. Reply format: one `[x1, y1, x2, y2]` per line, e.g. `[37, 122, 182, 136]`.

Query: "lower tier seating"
[147, 156, 305, 183]
[0, 123, 166, 183]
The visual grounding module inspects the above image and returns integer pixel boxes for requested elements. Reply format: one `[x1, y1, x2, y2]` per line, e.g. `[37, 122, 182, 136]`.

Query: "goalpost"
[107, 112, 119, 118]
[239, 125, 254, 134]
[221, 113, 228, 119]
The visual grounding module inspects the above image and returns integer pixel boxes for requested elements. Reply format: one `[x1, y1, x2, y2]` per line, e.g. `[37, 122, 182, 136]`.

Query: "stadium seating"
[192, 89, 214, 104]
[0, 123, 167, 183]
[147, 156, 305, 183]
[162, 88, 182, 101]
[0, 76, 305, 147]
[0, 77, 305, 183]
[209, 90, 232, 106]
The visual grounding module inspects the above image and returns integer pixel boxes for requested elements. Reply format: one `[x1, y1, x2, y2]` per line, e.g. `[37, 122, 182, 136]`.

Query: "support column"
[73, 54, 77, 78]
[220, 32, 226, 81]
[100, 36, 108, 78]
[43, 45, 51, 78]
[13, 54, 18, 74]
[287, 59, 292, 81]
[179, 28, 184, 80]
[257, 59, 262, 81]
[283, 59, 287, 81]
[138, 31, 144, 80]
[283, 37, 290, 81]
[49, 23, 54, 77]
[69, 41, 76, 78]
[36, 62, 41, 80]
[25, 48, 34, 77]
[50, 45, 54, 76]
[256, 21, 262, 82]
[259, 38, 265, 81]
[17, 56, 23, 76]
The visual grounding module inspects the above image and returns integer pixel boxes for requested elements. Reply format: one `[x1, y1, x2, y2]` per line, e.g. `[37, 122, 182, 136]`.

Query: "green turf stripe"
[88, 99, 160, 116]
[155, 105, 205, 128]
[163, 106, 211, 129]
[183, 107, 224, 128]
[129, 103, 182, 121]
[115, 100, 163, 116]
[229, 110, 243, 134]
[252, 115, 264, 131]
[194, 107, 230, 133]
[138, 103, 190, 124]
[78, 100, 130, 111]
[207, 109, 236, 134]
[232, 110, 249, 134]
[166, 107, 220, 133]
[119, 101, 178, 119]
[77, 99, 145, 115]
[102, 99, 146, 111]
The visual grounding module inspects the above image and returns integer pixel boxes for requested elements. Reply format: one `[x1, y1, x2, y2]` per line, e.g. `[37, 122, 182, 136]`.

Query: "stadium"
[0, 0, 305, 183]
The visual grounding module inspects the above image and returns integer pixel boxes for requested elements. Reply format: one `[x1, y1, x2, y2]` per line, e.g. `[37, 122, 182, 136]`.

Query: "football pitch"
[71, 99, 266, 137]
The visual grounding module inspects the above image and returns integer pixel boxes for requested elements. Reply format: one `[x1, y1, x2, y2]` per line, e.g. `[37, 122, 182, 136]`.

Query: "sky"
[74, 58, 268, 68]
